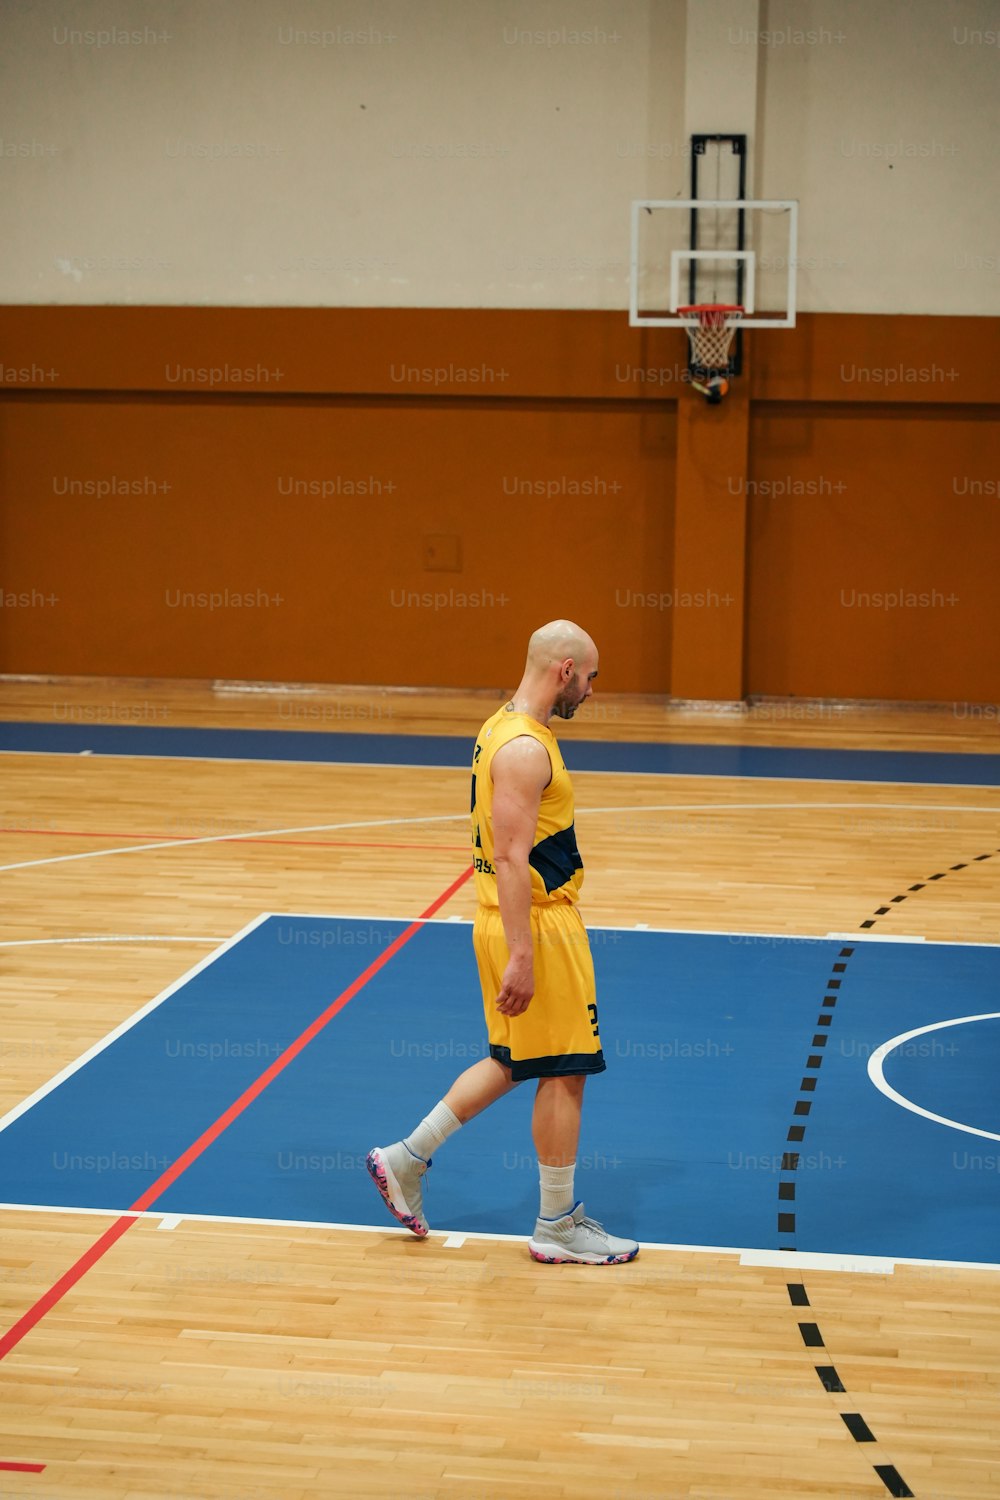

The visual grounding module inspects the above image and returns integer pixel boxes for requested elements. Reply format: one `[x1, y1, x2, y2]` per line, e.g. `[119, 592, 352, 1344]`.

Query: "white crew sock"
[403, 1100, 462, 1163]
[538, 1161, 576, 1220]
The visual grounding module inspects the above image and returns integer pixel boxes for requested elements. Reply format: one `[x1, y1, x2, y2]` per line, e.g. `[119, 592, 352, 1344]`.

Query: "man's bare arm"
[491, 736, 551, 1017]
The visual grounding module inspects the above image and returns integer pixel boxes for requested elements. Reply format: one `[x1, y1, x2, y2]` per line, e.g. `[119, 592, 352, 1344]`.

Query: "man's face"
[552, 653, 598, 719]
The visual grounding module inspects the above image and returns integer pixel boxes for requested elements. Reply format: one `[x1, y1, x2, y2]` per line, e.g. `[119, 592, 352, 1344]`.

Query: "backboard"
[629, 196, 799, 329]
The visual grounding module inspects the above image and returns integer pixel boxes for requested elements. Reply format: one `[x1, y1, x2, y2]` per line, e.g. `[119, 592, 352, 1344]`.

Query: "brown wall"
[746, 406, 998, 701]
[1, 307, 997, 700]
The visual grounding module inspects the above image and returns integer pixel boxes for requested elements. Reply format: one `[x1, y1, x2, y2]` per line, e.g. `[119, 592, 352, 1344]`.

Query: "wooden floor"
[1, 680, 998, 1500]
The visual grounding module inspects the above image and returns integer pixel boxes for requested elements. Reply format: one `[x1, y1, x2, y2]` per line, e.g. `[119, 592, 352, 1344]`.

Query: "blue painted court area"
[0, 917, 997, 1265]
[2, 720, 1000, 785]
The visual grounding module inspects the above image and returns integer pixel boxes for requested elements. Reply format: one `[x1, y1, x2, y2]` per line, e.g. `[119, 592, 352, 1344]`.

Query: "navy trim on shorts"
[489, 1044, 607, 1081]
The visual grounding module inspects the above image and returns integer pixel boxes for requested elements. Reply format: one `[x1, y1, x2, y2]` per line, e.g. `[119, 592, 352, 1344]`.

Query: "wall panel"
[745, 405, 999, 701]
[0, 374, 677, 691]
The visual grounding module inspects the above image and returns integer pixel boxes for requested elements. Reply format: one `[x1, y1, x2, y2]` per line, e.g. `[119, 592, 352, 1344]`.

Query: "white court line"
[0, 1200, 996, 1275]
[0, 912, 271, 1137]
[1, 800, 997, 876]
[3, 740, 1000, 792]
[868, 1013, 1000, 1143]
[0, 811, 467, 874]
[825, 931, 925, 943]
[0, 934, 227, 948]
[266, 909, 1000, 949]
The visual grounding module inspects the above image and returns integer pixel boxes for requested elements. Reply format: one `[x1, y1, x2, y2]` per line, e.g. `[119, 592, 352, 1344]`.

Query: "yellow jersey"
[470, 703, 583, 908]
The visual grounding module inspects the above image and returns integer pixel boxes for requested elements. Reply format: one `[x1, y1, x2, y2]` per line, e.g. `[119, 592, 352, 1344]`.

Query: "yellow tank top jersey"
[470, 704, 583, 908]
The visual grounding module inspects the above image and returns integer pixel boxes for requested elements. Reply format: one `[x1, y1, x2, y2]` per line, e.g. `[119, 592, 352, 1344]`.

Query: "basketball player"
[367, 620, 638, 1265]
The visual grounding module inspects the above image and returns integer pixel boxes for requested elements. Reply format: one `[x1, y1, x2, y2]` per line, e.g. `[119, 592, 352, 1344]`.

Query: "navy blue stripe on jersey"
[528, 824, 583, 894]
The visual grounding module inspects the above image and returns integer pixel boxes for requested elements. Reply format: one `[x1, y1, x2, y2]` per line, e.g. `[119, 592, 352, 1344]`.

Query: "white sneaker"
[528, 1201, 639, 1265]
[366, 1143, 431, 1237]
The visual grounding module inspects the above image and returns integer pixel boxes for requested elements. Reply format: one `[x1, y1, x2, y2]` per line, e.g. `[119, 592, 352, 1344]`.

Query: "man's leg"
[367, 1058, 516, 1236]
[528, 1073, 637, 1265]
[533, 1075, 584, 1217]
[533, 1074, 585, 1164]
[444, 1057, 518, 1122]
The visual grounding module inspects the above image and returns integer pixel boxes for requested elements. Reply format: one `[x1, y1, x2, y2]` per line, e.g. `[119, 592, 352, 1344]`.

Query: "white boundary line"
[0, 1200, 995, 1275]
[0, 912, 270, 1137]
[0, 811, 467, 874]
[0, 934, 227, 948]
[867, 1012, 1000, 1143]
[2, 800, 998, 875]
[2, 742, 1000, 791]
[266, 909, 1000, 950]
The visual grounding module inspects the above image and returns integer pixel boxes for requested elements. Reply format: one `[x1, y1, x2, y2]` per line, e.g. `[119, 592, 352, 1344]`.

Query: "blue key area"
[2, 919, 999, 1264]
[2, 720, 1000, 784]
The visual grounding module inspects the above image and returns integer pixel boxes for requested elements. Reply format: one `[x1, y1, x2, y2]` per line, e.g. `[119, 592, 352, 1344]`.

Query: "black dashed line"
[875, 1465, 914, 1497]
[842, 1412, 876, 1442]
[781, 855, 996, 1500]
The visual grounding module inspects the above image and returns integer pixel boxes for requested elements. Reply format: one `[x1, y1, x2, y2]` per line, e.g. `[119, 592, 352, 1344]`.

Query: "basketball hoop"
[677, 304, 744, 377]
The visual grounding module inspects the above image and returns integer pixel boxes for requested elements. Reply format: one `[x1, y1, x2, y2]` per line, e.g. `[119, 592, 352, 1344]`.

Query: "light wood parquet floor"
[0, 679, 998, 1500]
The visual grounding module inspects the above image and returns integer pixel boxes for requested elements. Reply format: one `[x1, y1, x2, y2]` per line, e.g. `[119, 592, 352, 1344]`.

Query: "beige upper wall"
[1, 0, 996, 312]
[756, 0, 999, 315]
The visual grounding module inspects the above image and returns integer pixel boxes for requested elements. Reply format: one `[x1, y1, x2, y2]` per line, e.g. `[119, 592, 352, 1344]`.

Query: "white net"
[678, 305, 743, 372]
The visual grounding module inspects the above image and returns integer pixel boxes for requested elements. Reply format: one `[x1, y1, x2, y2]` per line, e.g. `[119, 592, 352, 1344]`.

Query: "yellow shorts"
[473, 902, 606, 1081]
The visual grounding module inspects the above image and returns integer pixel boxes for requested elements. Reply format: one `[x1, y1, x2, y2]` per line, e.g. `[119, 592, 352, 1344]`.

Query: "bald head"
[525, 619, 597, 674]
[515, 619, 599, 722]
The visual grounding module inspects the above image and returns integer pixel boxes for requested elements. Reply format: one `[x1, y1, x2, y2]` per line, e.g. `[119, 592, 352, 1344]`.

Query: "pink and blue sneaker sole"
[366, 1147, 429, 1238]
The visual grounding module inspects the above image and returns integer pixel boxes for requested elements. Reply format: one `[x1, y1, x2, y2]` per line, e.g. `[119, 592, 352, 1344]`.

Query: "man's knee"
[536, 1073, 586, 1096]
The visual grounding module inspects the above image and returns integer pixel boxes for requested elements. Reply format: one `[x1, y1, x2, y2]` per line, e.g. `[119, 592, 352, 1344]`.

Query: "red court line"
[0, 1462, 46, 1472]
[0, 864, 474, 1364]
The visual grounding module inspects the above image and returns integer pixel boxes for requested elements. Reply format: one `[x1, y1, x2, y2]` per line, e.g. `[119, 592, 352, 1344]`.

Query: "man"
[367, 620, 637, 1265]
